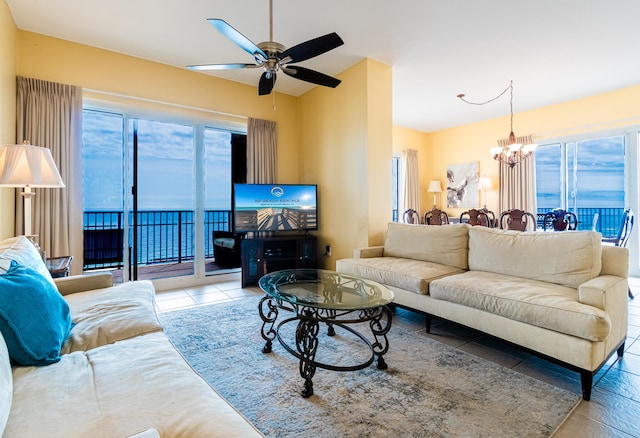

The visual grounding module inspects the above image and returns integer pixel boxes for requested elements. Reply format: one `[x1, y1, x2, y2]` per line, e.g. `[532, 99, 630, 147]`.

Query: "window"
[82, 107, 244, 281]
[392, 155, 401, 221]
[535, 134, 626, 236]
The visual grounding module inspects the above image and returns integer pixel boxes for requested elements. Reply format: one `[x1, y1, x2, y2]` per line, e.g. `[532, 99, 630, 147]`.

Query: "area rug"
[159, 297, 580, 437]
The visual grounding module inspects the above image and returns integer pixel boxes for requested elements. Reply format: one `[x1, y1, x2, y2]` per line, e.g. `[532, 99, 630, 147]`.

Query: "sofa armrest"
[54, 273, 114, 296]
[578, 275, 628, 310]
[600, 245, 629, 278]
[354, 246, 384, 258]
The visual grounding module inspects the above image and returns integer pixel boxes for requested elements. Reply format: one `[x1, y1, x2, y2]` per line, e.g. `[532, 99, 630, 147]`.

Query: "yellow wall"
[0, 0, 17, 239]
[300, 59, 393, 269]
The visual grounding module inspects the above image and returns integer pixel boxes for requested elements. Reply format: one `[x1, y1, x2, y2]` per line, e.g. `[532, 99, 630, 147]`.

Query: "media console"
[241, 235, 317, 287]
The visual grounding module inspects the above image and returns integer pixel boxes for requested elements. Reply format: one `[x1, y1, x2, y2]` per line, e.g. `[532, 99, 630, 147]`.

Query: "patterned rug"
[159, 297, 580, 437]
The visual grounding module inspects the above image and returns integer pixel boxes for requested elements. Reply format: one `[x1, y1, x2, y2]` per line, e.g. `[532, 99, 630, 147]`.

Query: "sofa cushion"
[383, 222, 469, 270]
[336, 256, 465, 295]
[6, 332, 262, 437]
[61, 280, 163, 354]
[0, 260, 73, 366]
[0, 333, 12, 436]
[468, 227, 602, 289]
[430, 270, 611, 341]
[0, 236, 55, 289]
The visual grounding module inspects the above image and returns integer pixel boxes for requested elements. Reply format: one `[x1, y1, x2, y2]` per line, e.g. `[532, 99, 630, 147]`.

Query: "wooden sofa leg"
[580, 371, 593, 401]
[425, 315, 432, 333]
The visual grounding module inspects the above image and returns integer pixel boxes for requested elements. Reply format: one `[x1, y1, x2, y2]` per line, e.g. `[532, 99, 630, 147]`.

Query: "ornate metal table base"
[259, 295, 392, 398]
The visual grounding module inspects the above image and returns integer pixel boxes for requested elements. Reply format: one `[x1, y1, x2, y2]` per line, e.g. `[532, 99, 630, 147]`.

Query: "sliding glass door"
[127, 118, 195, 280]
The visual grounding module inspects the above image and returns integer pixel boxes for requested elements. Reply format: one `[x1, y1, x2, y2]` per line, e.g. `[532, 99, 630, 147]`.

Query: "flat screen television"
[233, 183, 318, 232]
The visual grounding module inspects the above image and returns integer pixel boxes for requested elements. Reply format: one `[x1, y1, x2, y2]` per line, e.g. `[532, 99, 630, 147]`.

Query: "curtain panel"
[403, 149, 420, 214]
[246, 118, 277, 184]
[16, 76, 83, 273]
[498, 134, 537, 215]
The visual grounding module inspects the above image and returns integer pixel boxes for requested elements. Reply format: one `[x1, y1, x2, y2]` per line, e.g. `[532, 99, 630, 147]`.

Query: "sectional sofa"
[336, 222, 629, 400]
[0, 236, 262, 437]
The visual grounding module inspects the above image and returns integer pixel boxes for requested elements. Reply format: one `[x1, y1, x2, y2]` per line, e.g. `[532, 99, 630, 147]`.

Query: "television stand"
[241, 235, 317, 287]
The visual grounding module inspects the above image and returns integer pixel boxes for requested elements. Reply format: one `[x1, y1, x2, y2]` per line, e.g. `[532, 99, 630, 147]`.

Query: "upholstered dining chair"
[424, 208, 450, 225]
[543, 208, 578, 231]
[499, 209, 537, 231]
[460, 208, 495, 227]
[402, 209, 421, 224]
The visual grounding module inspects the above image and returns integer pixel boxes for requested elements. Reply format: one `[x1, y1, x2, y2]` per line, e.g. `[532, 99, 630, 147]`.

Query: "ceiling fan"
[187, 0, 344, 95]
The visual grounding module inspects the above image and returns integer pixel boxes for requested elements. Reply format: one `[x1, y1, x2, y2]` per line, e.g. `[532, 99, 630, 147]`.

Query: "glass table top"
[259, 269, 394, 310]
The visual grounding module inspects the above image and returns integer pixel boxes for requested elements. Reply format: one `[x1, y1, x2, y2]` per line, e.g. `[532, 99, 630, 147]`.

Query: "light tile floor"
[156, 277, 640, 437]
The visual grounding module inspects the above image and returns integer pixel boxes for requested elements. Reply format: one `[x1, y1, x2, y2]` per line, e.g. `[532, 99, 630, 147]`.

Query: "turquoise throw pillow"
[0, 260, 72, 366]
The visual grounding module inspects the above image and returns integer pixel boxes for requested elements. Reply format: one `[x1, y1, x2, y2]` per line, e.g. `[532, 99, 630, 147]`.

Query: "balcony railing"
[536, 207, 624, 236]
[83, 210, 232, 270]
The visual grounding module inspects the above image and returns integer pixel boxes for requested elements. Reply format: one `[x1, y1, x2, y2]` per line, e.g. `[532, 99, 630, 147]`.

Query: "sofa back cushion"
[468, 227, 602, 288]
[0, 236, 55, 289]
[384, 222, 469, 270]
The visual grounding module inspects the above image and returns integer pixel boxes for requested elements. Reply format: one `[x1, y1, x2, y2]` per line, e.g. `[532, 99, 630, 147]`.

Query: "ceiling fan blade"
[187, 63, 259, 71]
[281, 32, 344, 63]
[258, 72, 277, 95]
[208, 18, 268, 62]
[282, 66, 341, 88]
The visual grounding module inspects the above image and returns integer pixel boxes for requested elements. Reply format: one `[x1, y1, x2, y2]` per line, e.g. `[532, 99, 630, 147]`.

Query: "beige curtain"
[246, 118, 277, 184]
[16, 77, 83, 272]
[403, 149, 420, 214]
[498, 134, 537, 215]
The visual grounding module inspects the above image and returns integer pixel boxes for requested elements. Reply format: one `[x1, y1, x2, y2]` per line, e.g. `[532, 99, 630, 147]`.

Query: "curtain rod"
[83, 88, 248, 121]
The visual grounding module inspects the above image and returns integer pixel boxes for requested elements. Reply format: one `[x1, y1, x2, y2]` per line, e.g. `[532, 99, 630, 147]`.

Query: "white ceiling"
[6, 0, 640, 132]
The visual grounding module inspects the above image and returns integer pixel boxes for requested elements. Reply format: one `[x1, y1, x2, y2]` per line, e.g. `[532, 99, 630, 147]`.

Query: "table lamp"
[0, 141, 65, 238]
[479, 176, 494, 209]
[427, 180, 442, 209]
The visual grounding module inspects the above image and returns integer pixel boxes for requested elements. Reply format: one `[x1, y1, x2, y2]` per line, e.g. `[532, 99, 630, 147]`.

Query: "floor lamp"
[0, 141, 65, 240]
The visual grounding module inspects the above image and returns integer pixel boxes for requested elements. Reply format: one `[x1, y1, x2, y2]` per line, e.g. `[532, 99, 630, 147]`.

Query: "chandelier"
[457, 80, 537, 168]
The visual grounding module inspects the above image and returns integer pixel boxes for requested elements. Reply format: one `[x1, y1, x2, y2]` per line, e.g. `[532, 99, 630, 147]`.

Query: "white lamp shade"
[0, 143, 65, 188]
[479, 176, 494, 191]
[427, 180, 442, 193]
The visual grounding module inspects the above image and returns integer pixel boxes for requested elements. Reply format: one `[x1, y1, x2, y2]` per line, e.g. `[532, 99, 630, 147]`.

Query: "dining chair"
[602, 208, 635, 299]
[402, 209, 421, 224]
[543, 208, 578, 231]
[460, 208, 494, 227]
[499, 209, 537, 231]
[424, 208, 450, 225]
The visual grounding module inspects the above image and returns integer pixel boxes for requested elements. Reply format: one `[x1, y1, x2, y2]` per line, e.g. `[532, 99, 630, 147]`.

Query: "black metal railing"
[537, 207, 625, 236]
[83, 210, 232, 270]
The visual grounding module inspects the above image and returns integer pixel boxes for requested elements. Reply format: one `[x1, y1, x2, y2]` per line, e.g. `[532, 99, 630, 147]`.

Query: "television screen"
[233, 184, 318, 232]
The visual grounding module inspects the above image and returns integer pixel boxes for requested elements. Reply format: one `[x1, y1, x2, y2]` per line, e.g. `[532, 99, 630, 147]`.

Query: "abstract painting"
[446, 162, 479, 208]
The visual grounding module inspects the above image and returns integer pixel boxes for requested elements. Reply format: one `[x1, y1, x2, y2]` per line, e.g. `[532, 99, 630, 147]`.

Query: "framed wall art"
[446, 161, 479, 208]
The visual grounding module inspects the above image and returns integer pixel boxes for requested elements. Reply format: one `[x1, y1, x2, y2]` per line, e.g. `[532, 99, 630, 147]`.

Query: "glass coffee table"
[258, 269, 394, 398]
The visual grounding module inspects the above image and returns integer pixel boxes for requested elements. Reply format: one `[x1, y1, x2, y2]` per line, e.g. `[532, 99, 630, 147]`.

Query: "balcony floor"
[85, 260, 237, 283]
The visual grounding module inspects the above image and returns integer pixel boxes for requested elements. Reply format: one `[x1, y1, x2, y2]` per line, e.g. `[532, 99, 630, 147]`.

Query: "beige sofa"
[336, 223, 629, 401]
[0, 236, 262, 437]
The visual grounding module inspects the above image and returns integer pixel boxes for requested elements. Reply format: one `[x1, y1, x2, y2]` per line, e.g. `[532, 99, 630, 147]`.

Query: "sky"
[535, 136, 625, 210]
[82, 110, 232, 211]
